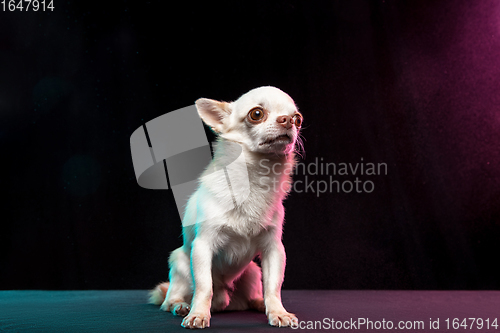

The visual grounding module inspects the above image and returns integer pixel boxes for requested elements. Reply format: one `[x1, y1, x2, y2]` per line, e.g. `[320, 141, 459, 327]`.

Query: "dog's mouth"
[260, 134, 292, 146]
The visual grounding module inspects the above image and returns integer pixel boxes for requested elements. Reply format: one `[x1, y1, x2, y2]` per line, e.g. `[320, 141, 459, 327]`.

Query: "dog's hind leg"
[210, 278, 231, 312]
[153, 247, 193, 317]
[226, 261, 265, 312]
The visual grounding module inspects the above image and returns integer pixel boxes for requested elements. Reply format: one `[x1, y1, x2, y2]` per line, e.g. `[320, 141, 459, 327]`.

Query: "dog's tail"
[148, 282, 170, 305]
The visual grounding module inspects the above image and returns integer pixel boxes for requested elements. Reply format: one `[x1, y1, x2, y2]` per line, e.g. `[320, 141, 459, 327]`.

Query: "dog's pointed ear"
[195, 98, 232, 133]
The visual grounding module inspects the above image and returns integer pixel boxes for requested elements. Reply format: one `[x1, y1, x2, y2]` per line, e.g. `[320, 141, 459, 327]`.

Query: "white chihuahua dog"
[149, 86, 303, 329]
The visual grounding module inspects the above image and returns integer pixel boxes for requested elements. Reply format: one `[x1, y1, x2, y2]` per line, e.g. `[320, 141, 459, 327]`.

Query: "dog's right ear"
[195, 98, 232, 134]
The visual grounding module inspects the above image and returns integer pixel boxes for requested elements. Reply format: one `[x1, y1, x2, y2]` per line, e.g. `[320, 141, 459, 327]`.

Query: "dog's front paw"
[181, 312, 211, 329]
[267, 311, 298, 328]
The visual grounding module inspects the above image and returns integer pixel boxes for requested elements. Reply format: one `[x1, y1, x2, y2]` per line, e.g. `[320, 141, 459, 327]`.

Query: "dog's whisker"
[294, 134, 306, 159]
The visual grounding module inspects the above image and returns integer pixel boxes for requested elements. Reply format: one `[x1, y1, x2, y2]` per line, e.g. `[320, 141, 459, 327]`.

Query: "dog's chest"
[225, 173, 284, 235]
[212, 225, 269, 272]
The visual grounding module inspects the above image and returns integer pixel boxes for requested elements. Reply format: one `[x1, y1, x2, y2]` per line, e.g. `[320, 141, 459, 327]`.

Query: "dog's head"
[195, 86, 303, 155]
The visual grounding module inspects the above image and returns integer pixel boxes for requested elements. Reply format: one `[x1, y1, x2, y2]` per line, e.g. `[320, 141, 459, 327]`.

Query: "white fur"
[149, 86, 303, 329]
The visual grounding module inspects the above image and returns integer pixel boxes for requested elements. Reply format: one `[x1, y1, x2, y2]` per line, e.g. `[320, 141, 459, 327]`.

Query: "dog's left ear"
[195, 98, 232, 133]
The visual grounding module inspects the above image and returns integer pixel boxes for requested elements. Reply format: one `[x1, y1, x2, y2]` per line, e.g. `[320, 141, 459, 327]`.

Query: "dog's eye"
[293, 113, 303, 127]
[248, 107, 265, 122]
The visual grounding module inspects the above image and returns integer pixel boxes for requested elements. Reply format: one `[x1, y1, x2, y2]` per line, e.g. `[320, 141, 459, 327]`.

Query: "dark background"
[1, 0, 499, 290]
